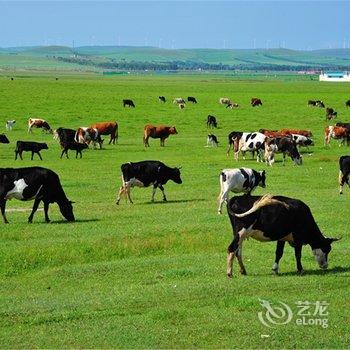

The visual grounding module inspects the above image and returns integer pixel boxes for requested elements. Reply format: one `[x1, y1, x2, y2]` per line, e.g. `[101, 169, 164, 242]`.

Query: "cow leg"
[272, 240, 285, 274]
[218, 189, 229, 214]
[151, 184, 159, 202]
[31, 151, 35, 160]
[125, 184, 133, 203]
[339, 171, 344, 194]
[236, 246, 247, 275]
[28, 197, 41, 223]
[158, 184, 167, 201]
[43, 201, 50, 223]
[294, 244, 304, 275]
[227, 236, 239, 278]
[14, 151, 18, 160]
[37, 151, 43, 161]
[0, 199, 8, 224]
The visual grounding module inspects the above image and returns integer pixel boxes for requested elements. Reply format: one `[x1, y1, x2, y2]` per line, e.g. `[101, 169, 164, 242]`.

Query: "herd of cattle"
[1, 94, 350, 278]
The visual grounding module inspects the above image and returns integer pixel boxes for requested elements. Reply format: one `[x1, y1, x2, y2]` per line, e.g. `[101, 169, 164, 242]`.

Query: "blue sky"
[1, 1, 349, 50]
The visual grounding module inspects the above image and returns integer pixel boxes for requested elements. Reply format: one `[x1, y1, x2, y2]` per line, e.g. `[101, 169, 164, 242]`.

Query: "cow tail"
[234, 194, 288, 218]
[74, 130, 80, 143]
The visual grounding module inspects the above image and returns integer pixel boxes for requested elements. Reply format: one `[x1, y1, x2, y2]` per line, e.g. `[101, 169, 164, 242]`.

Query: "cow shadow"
[275, 266, 350, 277]
[143, 198, 206, 205]
[47, 218, 101, 224]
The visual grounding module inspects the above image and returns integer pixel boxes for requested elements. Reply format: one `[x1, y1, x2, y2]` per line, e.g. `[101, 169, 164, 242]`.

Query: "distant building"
[319, 71, 350, 82]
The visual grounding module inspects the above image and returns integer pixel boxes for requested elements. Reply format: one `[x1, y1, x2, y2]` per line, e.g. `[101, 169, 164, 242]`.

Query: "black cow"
[226, 194, 339, 277]
[0, 134, 10, 144]
[326, 107, 337, 121]
[15, 141, 48, 160]
[116, 160, 182, 204]
[265, 137, 302, 166]
[345, 100, 350, 108]
[187, 96, 197, 103]
[251, 98, 262, 107]
[54, 127, 76, 144]
[339, 156, 350, 194]
[60, 142, 88, 159]
[123, 99, 135, 108]
[0, 167, 75, 223]
[207, 115, 218, 129]
[159, 96, 166, 103]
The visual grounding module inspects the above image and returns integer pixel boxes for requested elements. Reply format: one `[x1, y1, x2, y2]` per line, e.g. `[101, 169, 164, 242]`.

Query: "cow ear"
[69, 201, 76, 204]
[328, 237, 341, 243]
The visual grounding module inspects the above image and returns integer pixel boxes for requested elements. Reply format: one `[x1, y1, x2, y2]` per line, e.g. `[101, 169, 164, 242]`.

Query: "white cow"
[173, 98, 185, 104]
[217, 168, 266, 214]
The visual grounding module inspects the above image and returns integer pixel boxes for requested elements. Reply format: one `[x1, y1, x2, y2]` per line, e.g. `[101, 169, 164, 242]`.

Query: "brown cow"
[279, 129, 313, 137]
[90, 121, 118, 145]
[324, 126, 349, 146]
[143, 125, 178, 147]
[28, 118, 52, 133]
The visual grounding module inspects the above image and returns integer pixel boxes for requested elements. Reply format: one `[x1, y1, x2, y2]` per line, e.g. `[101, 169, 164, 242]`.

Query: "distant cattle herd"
[1, 91, 349, 278]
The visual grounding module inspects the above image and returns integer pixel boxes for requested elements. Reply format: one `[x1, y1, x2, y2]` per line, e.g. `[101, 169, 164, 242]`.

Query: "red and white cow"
[75, 127, 103, 149]
[28, 118, 52, 133]
[324, 126, 349, 146]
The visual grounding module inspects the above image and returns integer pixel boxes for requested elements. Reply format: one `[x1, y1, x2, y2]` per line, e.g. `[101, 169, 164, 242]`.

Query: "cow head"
[170, 126, 178, 135]
[258, 170, 266, 188]
[313, 238, 340, 269]
[305, 138, 314, 146]
[41, 143, 49, 150]
[171, 167, 182, 184]
[58, 199, 75, 222]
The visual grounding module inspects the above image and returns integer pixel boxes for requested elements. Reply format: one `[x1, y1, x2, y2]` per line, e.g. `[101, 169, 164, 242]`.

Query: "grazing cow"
[187, 96, 197, 103]
[217, 168, 266, 214]
[326, 107, 337, 121]
[226, 131, 243, 156]
[345, 100, 350, 108]
[15, 141, 48, 160]
[159, 96, 166, 103]
[226, 102, 239, 109]
[235, 132, 266, 162]
[116, 161, 182, 204]
[207, 115, 218, 128]
[0, 167, 75, 223]
[339, 156, 350, 194]
[335, 122, 350, 136]
[178, 103, 185, 110]
[206, 134, 219, 147]
[308, 100, 325, 108]
[123, 99, 135, 108]
[173, 98, 186, 104]
[226, 194, 339, 277]
[143, 125, 178, 147]
[279, 129, 313, 137]
[251, 98, 262, 107]
[60, 142, 88, 159]
[0, 134, 10, 144]
[6, 120, 15, 131]
[219, 97, 232, 105]
[291, 134, 314, 149]
[264, 137, 302, 166]
[28, 118, 52, 133]
[324, 126, 349, 146]
[90, 121, 118, 145]
[75, 127, 103, 149]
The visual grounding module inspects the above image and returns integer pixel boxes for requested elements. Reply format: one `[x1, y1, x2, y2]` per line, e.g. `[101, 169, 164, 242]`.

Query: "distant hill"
[1, 45, 350, 71]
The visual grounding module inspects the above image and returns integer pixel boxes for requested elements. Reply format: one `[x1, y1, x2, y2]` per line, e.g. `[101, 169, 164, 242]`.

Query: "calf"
[15, 141, 48, 160]
[265, 137, 302, 166]
[187, 96, 197, 103]
[339, 156, 350, 194]
[206, 134, 219, 147]
[207, 115, 218, 128]
[0, 134, 10, 144]
[0, 166, 74, 223]
[143, 125, 178, 147]
[123, 99, 135, 108]
[159, 96, 166, 103]
[116, 160, 182, 204]
[6, 120, 15, 131]
[226, 194, 339, 277]
[60, 142, 88, 159]
[28, 118, 52, 133]
[308, 100, 325, 108]
[251, 98, 262, 107]
[178, 103, 185, 109]
[217, 168, 266, 214]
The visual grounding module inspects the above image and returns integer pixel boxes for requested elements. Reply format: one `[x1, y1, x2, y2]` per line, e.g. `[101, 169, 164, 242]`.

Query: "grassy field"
[0, 73, 349, 348]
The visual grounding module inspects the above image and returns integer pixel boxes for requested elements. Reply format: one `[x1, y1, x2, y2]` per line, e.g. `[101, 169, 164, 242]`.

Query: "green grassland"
[0, 73, 349, 348]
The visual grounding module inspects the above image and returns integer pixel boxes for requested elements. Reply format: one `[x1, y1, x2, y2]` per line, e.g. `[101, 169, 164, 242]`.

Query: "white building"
[319, 71, 350, 82]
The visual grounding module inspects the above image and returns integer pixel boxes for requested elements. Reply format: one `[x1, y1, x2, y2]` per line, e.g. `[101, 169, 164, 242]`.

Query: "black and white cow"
[116, 161, 182, 204]
[339, 156, 350, 194]
[0, 134, 10, 144]
[173, 98, 186, 105]
[0, 167, 75, 223]
[15, 141, 48, 160]
[159, 96, 166, 103]
[235, 132, 266, 162]
[217, 168, 266, 214]
[291, 134, 314, 149]
[226, 194, 339, 277]
[206, 134, 219, 147]
[264, 137, 302, 166]
[123, 99, 135, 108]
